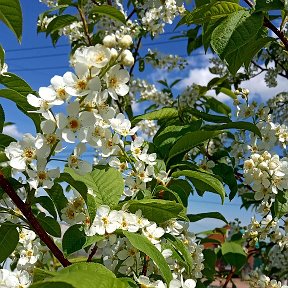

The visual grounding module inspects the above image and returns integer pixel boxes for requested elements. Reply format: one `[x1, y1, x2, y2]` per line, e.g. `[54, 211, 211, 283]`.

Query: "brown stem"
[223, 267, 236, 288]
[264, 18, 288, 51]
[87, 243, 98, 262]
[0, 173, 71, 267]
[243, 0, 288, 50]
[252, 60, 288, 79]
[126, 8, 136, 21]
[77, 6, 92, 46]
[142, 255, 150, 276]
[129, 36, 142, 77]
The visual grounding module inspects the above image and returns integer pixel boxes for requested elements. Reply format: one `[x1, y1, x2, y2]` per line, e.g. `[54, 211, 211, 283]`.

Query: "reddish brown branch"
[129, 36, 142, 77]
[243, 0, 288, 50]
[0, 173, 71, 267]
[87, 243, 98, 262]
[77, 6, 92, 46]
[223, 267, 236, 288]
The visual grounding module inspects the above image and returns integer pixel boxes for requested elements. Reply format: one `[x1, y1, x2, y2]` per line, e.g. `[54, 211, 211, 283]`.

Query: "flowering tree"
[0, 0, 288, 287]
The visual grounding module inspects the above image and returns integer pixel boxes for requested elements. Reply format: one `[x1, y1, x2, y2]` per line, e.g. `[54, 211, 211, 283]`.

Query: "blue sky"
[1, 1, 286, 232]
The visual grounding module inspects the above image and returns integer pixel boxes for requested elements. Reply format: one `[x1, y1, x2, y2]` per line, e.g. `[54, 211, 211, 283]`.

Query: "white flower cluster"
[39, 0, 58, 7]
[4, 40, 139, 190]
[0, 269, 30, 288]
[243, 215, 288, 248]
[267, 244, 288, 273]
[179, 84, 203, 109]
[244, 152, 288, 203]
[137, 0, 185, 36]
[146, 49, 187, 71]
[0, 187, 26, 224]
[136, 120, 159, 139]
[0, 228, 50, 287]
[130, 79, 173, 106]
[61, 194, 86, 225]
[268, 92, 288, 125]
[249, 270, 288, 288]
[84, 205, 203, 287]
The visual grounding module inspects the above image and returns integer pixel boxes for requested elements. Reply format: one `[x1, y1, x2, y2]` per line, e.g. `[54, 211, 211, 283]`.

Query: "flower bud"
[119, 35, 133, 48]
[121, 50, 134, 66]
[110, 48, 118, 60]
[103, 34, 116, 48]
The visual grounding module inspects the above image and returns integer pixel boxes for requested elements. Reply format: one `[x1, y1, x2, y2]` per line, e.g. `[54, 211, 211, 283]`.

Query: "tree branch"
[129, 36, 142, 76]
[77, 6, 92, 46]
[126, 8, 136, 21]
[252, 60, 288, 79]
[243, 0, 288, 50]
[0, 173, 71, 267]
[87, 243, 98, 262]
[223, 267, 236, 288]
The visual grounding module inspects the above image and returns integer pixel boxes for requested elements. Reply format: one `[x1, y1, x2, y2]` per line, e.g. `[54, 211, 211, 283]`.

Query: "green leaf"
[30, 270, 126, 288]
[217, 87, 237, 99]
[132, 108, 178, 125]
[0, 73, 33, 96]
[168, 130, 222, 162]
[0, 0, 22, 41]
[205, 97, 231, 115]
[124, 199, 186, 223]
[182, 1, 244, 25]
[212, 163, 238, 200]
[57, 172, 96, 222]
[0, 103, 4, 132]
[62, 224, 104, 255]
[65, 165, 124, 209]
[204, 121, 262, 138]
[187, 212, 227, 223]
[221, 242, 247, 270]
[211, 11, 264, 74]
[123, 231, 173, 283]
[243, 37, 274, 69]
[154, 185, 185, 206]
[34, 196, 58, 219]
[255, 0, 284, 11]
[0, 44, 5, 66]
[164, 233, 194, 274]
[46, 15, 78, 36]
[37, 213, 61, 238]
[202, 249, 216, 279]
[154, 122, 202, 159]
[168, 179, 192, 207]
[0, 222, 19, 262]
[184, 108, 231, 123]
[0, 89, 41, 132]
[33, 268, 56, 283]
[172, 170, 225, 203]
[0, 133, 16, 148]
[90, 5, 126, 24]
[58, 263, 116, 278]
[45, 183, 68, 219]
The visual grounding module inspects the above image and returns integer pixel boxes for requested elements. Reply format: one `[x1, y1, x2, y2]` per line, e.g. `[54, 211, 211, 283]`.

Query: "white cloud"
[3, 125, 23, 139]
[242, 73, 287, 102]
[178, 67, 214, 88]
[131, 101, 142, 114]
[186, 53, 213, 68]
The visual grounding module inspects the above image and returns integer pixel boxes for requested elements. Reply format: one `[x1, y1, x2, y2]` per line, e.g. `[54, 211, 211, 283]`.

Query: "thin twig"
[243, 0, 288, 50]
[252, 60, 288, 79]
[0, 173, 71, 267]
[129, 36, 142, 76]
[87, 243, 98, 262]
[77, 6, 92, 46]
[126, 8, 136, 21]
[223, 267, 236, 288]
